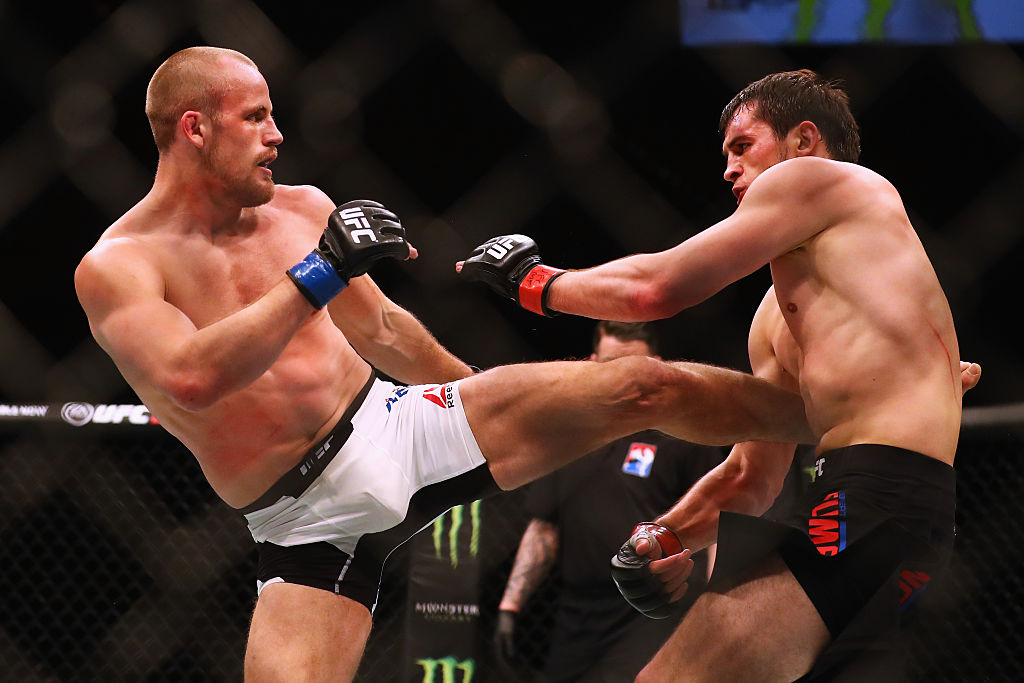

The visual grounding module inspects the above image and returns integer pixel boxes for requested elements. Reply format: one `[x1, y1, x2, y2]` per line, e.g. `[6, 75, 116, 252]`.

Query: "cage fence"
[0, 402, 1021, 682]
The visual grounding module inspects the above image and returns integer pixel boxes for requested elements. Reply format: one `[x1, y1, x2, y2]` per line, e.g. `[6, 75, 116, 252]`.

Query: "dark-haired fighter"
[75, 49, 819, 682]
[460, 69, 981, 680]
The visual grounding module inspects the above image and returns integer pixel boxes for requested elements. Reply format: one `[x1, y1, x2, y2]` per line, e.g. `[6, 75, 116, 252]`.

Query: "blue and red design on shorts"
[809, 490, 848, 556]
[385, 386, 409, 412]
[897, 569, 932, 611]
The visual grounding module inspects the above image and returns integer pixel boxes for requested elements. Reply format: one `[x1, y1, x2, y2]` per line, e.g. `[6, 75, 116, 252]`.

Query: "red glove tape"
[630, 522, 683, 557]
[518, 265, 565, 316]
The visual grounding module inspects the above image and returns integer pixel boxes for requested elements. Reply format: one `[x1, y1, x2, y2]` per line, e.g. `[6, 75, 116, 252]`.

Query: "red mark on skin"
[787, 303, 798, 313]
[929, 323, 956, 391]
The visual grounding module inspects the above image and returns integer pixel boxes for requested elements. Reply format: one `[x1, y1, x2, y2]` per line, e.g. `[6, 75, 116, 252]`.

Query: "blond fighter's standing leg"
[244, 583, 372, 682]
[636, 555, 829, 683]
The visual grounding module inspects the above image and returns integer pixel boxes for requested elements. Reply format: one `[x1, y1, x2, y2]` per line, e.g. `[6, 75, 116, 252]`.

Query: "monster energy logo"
[803, 457, 825, 484]
[414, 601, 479, 622]
[417, 656, 474, 683]
[432, 501, 481, 568]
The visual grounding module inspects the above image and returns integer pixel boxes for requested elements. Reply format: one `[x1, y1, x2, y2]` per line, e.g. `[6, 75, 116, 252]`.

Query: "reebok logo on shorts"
[809, 490, 848, 556]
[423, 384, 455, 409]
[622, 442, 657, 478]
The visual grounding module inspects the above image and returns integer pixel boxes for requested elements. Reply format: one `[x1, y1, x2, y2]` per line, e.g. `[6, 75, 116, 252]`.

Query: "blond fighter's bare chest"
[159, 223, 318, 327]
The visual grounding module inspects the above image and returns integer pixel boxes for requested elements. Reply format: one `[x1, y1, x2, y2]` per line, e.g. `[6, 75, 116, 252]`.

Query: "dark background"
[0, 0, 1020, 409]
[0, 2, 1022, 681]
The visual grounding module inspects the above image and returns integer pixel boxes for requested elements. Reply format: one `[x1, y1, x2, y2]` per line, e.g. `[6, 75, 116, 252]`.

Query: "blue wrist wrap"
[287, 251, 347, 309]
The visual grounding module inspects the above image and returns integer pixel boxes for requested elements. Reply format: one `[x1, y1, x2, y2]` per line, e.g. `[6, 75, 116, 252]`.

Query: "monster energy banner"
[404, 501, 482, 683]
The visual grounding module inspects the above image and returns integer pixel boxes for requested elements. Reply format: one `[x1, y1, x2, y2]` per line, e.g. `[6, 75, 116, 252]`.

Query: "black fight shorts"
[707, 444, 956, 681]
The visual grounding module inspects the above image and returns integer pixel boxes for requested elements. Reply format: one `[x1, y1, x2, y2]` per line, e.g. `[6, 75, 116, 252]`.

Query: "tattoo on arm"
[499, 519, 558, 611]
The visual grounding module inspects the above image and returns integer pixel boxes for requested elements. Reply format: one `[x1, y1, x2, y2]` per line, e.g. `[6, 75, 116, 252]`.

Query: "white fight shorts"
[241, 372, 499, 612]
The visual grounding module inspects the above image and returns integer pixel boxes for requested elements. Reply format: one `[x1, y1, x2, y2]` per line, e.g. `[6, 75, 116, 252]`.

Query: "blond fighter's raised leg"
[459, 355, 810, 491]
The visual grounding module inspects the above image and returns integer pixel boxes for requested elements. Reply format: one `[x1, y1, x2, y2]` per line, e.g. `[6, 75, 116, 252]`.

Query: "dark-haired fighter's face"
[721, 105, 788, 205]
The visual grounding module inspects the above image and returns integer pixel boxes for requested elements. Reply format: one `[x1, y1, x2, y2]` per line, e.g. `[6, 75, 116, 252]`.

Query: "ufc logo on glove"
[459, 234, 565, 317]
[485, 237, 519, 260]
[288, 199, 407, 309]
[339, 207, 377, 243]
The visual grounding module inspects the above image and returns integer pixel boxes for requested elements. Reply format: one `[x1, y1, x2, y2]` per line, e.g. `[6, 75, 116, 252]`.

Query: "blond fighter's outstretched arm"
[284, 189, 472, 384]
[282, 190, 470, 384]
[329, 274, 474, 384]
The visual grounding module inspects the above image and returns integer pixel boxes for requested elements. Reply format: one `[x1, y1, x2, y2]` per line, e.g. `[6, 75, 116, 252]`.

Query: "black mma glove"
[494, 609, 517, 669]
[459, 234, 564, 316]
[610, 522, 684, 620]
[288, 199, 409, 309]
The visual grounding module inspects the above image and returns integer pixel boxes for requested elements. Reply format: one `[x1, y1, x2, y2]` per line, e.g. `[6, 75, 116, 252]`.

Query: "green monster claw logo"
[432, 501, 482, 568]
[417, 656, 475, 683]
[804, 457, 825, 484]
[794, 0, 980, 42]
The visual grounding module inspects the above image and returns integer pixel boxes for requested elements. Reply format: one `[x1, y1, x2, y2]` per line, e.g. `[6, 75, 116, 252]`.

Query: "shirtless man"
[74, 48, 818, 682]
[459, 70, 981, 680]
